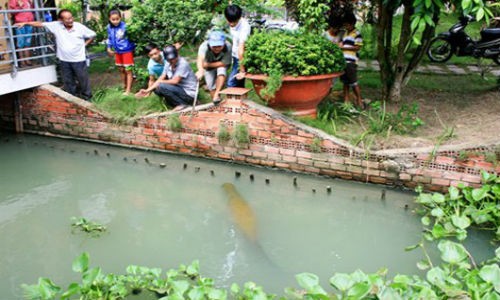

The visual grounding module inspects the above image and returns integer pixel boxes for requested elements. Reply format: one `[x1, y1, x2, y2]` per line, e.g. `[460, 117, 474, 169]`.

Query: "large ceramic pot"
[246, 73, 343, 118]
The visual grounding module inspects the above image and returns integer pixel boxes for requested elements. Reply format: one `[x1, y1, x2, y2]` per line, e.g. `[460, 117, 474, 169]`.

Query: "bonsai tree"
[244, 30, 345, 98]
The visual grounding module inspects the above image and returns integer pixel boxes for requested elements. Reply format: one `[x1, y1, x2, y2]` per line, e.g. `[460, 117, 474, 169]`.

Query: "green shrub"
[217, 122, 231, 144]
[167, 113, 183, 132]
[128, 0, 213, 51]
[232, 123, 250, 146]
[244, 30, 346, 98]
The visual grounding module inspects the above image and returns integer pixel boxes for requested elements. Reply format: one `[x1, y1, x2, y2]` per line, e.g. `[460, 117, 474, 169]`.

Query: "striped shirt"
[341, 29, 362, 63]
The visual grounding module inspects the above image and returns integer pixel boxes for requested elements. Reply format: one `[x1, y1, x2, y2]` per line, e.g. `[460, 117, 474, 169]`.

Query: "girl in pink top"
[9, 0, 35, 66]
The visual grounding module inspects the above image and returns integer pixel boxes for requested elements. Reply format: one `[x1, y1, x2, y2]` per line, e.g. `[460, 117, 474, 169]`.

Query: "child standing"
[106, 9, 135, 94]
[339, 12, 364, 109]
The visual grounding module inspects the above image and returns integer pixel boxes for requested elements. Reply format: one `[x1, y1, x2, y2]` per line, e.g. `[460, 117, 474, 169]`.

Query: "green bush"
[128, 0, 213, 52]
[244, 30, 345, 77]
[244, 30, 345, 98]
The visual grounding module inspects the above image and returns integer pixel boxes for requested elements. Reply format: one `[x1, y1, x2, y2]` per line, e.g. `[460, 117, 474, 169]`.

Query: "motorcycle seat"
[481, 28, 500, 41]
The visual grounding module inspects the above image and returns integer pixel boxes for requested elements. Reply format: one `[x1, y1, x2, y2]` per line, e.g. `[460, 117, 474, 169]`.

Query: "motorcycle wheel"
[427, 37, 453, 63]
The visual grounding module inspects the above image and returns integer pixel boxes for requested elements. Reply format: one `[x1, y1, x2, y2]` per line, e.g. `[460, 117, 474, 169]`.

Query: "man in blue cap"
[195, 30, 232, 104]
[136, 45, 198, 111]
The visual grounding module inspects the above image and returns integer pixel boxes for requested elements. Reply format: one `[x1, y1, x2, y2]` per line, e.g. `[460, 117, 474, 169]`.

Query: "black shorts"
[340, 62, 358, 85]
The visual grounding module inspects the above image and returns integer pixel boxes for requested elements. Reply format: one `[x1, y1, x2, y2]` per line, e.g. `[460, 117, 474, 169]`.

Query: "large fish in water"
[222, 183, 258, 243]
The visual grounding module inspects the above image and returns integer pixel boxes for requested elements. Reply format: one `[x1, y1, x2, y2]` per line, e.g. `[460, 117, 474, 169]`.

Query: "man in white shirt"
[224, 4, 250, 88]
[17, 9, 96, 100]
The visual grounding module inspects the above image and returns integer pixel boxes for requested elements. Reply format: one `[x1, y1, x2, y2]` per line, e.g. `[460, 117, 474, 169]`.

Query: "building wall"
[1, 85, 498, 192]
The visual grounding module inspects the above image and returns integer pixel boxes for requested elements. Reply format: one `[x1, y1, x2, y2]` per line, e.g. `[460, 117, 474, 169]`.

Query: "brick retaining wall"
[1, 85, 499, 192]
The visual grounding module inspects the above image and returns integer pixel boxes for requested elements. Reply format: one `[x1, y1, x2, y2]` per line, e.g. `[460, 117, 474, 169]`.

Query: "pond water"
[0, 133, 494, 298]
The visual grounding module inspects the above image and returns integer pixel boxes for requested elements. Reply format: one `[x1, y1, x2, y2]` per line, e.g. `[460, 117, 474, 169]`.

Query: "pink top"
[8, 0, 35, 23]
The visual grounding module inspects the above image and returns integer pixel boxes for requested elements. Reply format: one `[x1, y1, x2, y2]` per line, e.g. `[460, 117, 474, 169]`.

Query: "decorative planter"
[246, 73, 343, 118]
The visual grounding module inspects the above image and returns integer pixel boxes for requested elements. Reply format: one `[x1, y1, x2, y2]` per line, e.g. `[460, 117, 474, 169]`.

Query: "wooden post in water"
[14, 92, 23, 133]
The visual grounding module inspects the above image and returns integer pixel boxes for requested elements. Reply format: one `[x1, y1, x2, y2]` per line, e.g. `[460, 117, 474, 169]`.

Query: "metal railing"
[0, 2, 57, 78]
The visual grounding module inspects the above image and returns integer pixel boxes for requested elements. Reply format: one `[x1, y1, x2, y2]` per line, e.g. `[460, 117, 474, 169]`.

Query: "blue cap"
[208, 31, 225, 47]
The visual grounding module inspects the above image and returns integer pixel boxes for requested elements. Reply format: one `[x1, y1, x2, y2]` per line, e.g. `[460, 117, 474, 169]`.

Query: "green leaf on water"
[416, 193, 433, 204]
[431, 208, 445, 218]
[432, 193, 445, 203]
[479, 265, 500, 293]
[426, 267, 446, 286]
[417, 260, 431, 270]
[347, 282, 371, 299]
[72, 252, 89, 273]
[421, 216, 431, 226]
[431, 223, 446, 239]
[438, 240, 468, 264]
[448, 186, 459, 200]
[296, 273, 327, 295]
[472, 187, 488, 201]
[329, 273, 354, 292]
[186, 260, 199, 276]
[451, 215, 471, 229]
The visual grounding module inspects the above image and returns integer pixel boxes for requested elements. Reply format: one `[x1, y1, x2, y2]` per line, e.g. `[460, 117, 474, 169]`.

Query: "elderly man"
[195, 31, 231, 104]
[136, 45, 198, 111]
[17, 9, 96, 100]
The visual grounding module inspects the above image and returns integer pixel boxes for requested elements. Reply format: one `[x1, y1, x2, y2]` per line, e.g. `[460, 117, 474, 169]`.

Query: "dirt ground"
[88, 68, 500, 151]
[361, 87, 500, 150]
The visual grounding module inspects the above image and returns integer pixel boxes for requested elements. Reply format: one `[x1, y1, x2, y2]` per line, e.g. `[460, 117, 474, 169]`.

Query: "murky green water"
[0, 133, 494, 299]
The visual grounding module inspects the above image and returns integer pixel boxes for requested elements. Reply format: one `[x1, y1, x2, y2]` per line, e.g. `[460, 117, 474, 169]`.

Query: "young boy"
[224, 4, 250, 88]
[339, 13, 364, 109]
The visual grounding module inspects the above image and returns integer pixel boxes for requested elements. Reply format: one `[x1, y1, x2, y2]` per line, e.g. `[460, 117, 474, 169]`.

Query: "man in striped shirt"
[339, 12, 364, 109]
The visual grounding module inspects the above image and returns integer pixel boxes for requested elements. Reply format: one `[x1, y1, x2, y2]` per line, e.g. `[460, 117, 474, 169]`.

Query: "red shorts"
[115, 52, 134, 67]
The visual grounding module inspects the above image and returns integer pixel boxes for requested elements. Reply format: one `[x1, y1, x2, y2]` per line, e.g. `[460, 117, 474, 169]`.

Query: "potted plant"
[244, 29, 345, 118]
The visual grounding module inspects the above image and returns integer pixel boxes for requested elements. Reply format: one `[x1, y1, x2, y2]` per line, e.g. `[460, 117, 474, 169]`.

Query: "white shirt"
[229, 18, 251, 58]
[43, 21, 96, 62]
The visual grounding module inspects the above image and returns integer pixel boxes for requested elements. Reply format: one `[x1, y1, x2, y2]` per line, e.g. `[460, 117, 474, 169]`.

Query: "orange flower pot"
[246, 73, 343, 118]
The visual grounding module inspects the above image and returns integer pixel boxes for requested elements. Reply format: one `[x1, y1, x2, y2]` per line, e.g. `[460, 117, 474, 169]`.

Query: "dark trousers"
[155, 83, 194, 107]
[60, 60, 92, 100]
[227, 57, 245, 88]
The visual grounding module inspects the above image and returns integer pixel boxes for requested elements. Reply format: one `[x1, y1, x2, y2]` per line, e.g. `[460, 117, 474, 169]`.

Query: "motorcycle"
[427, 15, 500, 65]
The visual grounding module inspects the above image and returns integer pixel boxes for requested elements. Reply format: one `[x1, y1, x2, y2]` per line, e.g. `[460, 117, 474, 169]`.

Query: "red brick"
[274, 162, 290, 169]
[328, 156, 345, 164]
[282, 155, 297, 163]
[414, 176, 431, 184]
[442, 172, 462, 181]
[361, 160, 380, 168]
[218, 152, 232, 159]
[313, 161, 329, 169]
[431, 178, 450, 186]
[249, 144, 265, 152]
[268, 153, 282, 161]
[296, 151, 312, 159]
[379, 171, 398, 179]
[474, 161, 494, 171]
[330, 163, 346, 171]
[253, 151, 268, 158]
[298, 130, 314, 138]
[261, 160, 275, 167]
[304, 166, 320, 173]
[246, 157, 261, 164]
[369, 176, 388, 184]
[364, 169, 381, 176]
[298, 158, 313, 166]
[344, 158, 362, 166]
[461, 174, 481, 184]
[435, 155, 455, 165]
[279, 148, 295, 156]
[399, 173, 412, 181]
